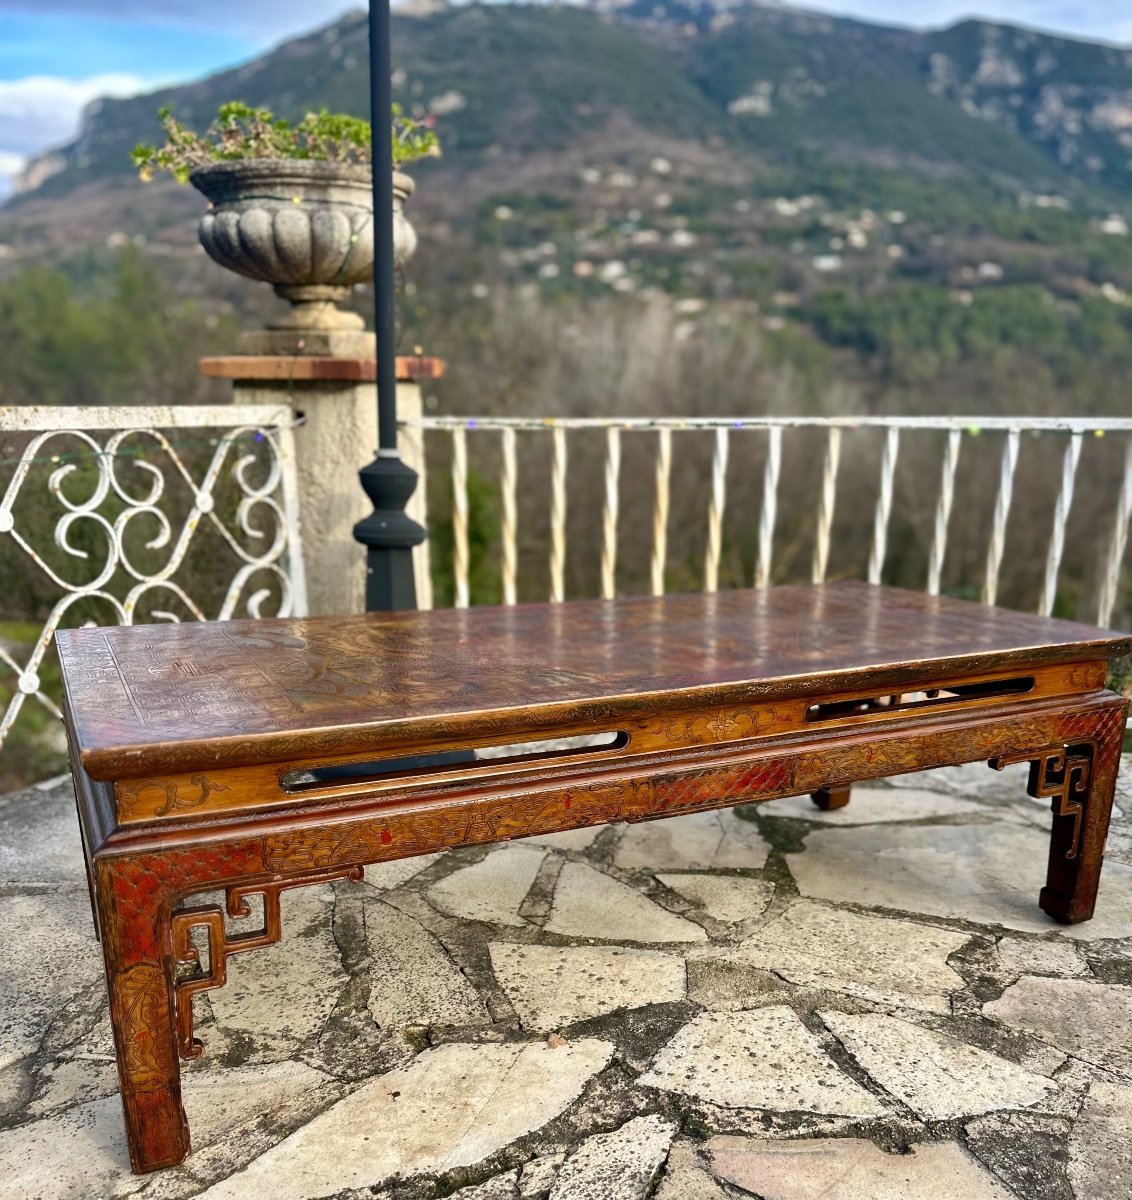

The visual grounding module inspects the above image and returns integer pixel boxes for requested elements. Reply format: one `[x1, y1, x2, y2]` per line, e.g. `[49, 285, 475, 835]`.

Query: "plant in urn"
[133, 103, 438, 354]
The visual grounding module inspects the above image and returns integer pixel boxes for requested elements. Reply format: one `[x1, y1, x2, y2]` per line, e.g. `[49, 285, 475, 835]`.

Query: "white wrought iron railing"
[407, 415, 1132, 629]
[0, 404, 306, 753]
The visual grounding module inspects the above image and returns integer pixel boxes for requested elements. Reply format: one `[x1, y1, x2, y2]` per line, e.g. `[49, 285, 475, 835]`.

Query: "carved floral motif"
[115, 963, 176, 1092]
[792, 716, 1061, 794]
[663, 706, 786, 745]
[118, 774, 229, 819]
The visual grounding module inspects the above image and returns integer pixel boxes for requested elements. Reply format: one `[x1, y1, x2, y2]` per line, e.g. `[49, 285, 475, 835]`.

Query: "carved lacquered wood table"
[57, 582, 1132, 1172]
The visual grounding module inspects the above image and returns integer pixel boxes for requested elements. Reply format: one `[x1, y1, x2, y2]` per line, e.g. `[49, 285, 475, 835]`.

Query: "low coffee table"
[57, 582, 1131, 1172]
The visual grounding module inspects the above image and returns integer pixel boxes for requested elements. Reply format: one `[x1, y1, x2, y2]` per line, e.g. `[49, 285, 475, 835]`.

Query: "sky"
[1, 0, 1130, 199]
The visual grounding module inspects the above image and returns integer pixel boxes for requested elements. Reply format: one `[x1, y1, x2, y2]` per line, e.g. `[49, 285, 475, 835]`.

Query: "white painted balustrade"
[4, 405, 1130, 762]
[408, 415, 1132, 630]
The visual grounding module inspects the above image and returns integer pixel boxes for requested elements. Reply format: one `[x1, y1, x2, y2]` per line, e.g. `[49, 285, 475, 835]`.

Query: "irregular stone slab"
[545, 863, 707, 943]
[0, 1060, 332, 1200]
[614, 811, 770, 871]
[0, 891, 101, 1070]
[728, 901, 967, 1013]
[1108, 824, 1132, 868]
[521, 827, 603, 850]
[0, 1062, 30, 1119]
[364, 853, 441, 891]
[656, 874, 774, 924]
[984, 976, 1132, 1077]
[889, 761, 1029, 799]
[452, 1171, 521, 1198]
[550, 1114, 676, 1199]
[641, 1007, 886, 1116]
[26, 1055, 119, 1118]
[520, 1152, 565, 1196]
[993, 938, 1087, 979]
[654, 1140, 731, 1200]
[365, 897, 490, 1029]
[763, 787, 986, 825]
[0, 780, 86, 884]
[427, 845, 547, 927]
[0, 1093, 135, 1200]
[490, 943, 685, 1030]
[208, 884, 345, 1050]
[708, 1136, 1013, 1199]
[199, 1038, 613, 1199]
[685, 957, 796, 1012]
[1068, 1078, 1132, 1200]
[821, 1011, 1057, 1120]
[964, 1110, 1077, 1200]
[786, 822, 1132, 939]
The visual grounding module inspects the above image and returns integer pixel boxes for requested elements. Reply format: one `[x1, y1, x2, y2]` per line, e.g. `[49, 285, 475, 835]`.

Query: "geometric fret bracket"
[990, 745, 1093, 861]
[170, 864, 364, 1060]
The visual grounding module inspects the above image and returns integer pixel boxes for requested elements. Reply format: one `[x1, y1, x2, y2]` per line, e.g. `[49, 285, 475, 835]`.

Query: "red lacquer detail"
[380, 829, 392, 844]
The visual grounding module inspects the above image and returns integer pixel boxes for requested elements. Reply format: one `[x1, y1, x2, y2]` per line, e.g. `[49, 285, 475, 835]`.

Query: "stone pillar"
[199, 355, 441, 616]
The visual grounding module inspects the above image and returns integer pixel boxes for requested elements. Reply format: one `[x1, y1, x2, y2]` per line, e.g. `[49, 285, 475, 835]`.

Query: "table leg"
[94, 863, 189, 1173]
[992, 702, 1126, 925]
[811, 784, 852, 810]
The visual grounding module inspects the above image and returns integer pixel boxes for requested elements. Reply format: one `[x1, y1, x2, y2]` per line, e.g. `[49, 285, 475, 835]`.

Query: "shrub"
[132, 102, 440, 183]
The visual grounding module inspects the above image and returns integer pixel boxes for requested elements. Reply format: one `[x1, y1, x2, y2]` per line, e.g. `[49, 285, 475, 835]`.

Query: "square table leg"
[993, 700, 1126, 924]
[810, 784, 852, 810]
[93, 865, 189, 1173]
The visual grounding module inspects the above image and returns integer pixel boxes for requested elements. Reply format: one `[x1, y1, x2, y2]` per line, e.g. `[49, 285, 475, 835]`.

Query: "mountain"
[2, 1, 1132, 421]
[7, 4, 1132, 220]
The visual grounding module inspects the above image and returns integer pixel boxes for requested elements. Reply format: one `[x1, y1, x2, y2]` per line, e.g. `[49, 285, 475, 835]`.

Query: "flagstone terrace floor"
[3, 760, 1132, 1199]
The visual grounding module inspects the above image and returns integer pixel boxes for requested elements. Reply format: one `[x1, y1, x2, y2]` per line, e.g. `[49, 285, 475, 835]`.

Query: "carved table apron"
[56, 582, 1132, 1173]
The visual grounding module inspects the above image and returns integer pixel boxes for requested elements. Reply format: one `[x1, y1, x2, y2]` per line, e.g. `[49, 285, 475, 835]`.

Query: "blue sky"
[1, 1, 1130, 198]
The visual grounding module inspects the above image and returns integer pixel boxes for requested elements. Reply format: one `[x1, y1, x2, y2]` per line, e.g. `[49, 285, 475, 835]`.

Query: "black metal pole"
[354, 0, 425, 612]
[317, 0, 436, 781]
[368, 0, 398, 454]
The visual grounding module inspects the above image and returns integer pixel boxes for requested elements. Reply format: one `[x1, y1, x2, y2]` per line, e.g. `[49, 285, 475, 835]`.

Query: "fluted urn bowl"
[191, 160, 416, 331]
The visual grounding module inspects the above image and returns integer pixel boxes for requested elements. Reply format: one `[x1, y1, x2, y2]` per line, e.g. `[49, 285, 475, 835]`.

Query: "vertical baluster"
[756, 426, 782, 588]
[867, 426, 901, 585]
[651, 427, 672, 597]
[451, 427, 469, 609]
[274, 417, 309, 617]
[1039, 431, 1083, 617]
[600, 427, 621, 600]
[500, 427, 518, 606]
[927, 429, 962, 597]
[812, 426, 841, 584]
[703, 426, 730, 593]
[549, 425, 567, 603]
[1098, 437, 1132, 627]
[982, 428, 1021, 607]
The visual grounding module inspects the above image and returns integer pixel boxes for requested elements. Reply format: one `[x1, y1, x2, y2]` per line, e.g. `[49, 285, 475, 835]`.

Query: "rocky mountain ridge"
[7, 2, 1132, 217]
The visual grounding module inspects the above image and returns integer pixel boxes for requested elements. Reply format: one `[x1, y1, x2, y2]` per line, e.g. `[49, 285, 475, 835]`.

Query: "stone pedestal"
[200, 355, 442, 616]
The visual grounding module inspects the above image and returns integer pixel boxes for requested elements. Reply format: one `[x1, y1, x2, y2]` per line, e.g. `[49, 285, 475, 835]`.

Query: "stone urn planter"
[191, 159, 417, 347]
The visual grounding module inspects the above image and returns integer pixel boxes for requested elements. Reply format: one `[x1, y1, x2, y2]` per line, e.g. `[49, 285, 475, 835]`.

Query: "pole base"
[354, 454, 426, 612]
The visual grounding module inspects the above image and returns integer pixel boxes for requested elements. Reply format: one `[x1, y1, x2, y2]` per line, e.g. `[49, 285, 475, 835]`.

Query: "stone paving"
[3, 760, 1132, 1199]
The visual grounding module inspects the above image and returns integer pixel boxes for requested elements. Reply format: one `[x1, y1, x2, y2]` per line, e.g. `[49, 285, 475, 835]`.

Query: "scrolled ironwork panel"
[0, 406, 305, 755]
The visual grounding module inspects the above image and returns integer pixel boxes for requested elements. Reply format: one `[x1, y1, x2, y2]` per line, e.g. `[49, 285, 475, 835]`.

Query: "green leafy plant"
[132, 102, 440, 183]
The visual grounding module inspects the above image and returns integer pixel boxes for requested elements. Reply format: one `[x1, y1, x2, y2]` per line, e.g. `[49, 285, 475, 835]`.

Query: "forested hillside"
[2, 1, 1131, 420]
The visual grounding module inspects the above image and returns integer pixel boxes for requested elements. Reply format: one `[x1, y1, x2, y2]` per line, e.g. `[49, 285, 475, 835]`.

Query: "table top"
[58, 582, 1132, 779]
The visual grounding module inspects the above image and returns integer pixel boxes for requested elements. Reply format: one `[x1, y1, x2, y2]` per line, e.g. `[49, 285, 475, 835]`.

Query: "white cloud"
[0, 73, 151, 153]
[0, 72, 152, 195]
[0, 151, 26, 200]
